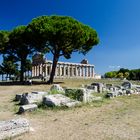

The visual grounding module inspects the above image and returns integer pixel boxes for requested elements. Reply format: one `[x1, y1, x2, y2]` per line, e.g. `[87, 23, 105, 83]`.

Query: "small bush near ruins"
[65, 89, 84, 101]
[48, 89, 65, 95]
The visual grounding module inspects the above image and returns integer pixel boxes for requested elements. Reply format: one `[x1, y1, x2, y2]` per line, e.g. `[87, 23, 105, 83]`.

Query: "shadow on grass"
[0, 81, 64, 86]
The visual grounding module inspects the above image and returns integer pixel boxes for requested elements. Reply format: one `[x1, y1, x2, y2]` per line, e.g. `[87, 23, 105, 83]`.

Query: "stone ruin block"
[122, 81, 133, 89]
[65, 88, 102, 103]
[126, 89, 135, 95]
[91, 82, 104, 93]
[80, 88, 102, 103]
[87, 85, 98, 93]
[18, 104, 38, 114]
[20, 91, 48, 105]
[50, 84, 64, 92]
[43, 94, 81, 107]
[15, 94, 22, 101]
[106, 92, 118, 98]
[0, 118, 29, 140]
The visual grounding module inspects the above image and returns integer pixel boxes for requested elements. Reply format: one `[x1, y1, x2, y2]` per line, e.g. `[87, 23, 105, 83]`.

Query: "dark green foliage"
[104, 68, 140, 80]
[28, 15, 99, 83]
[7, 26, 35, 82]
[65, 89, 84, 101]
[0, 15, 99, 84]
[0, 56, 19, 80]
[0, 31, 9, 54]
[104, 71, 117, 78]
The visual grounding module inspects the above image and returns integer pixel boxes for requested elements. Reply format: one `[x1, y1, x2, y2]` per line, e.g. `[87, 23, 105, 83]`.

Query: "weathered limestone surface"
[106, 92, 118, 98]
[81, 88, 102, 103]
[0, 118, 29, 140]
[91, 82, 104, 93]
[43, 94, 81, 107]
[50, 84, 64, 92]
[122, 81, 133, 89]
[20, 91, 48, 105]
[18, 104, 38, 114]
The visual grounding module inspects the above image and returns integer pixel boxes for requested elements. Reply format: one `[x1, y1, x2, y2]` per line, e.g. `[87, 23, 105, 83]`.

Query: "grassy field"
[0, 79, 140, 140]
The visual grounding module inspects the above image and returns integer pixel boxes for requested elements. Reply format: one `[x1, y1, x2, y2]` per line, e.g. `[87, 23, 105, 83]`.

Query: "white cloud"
[108, 65, 121, 69]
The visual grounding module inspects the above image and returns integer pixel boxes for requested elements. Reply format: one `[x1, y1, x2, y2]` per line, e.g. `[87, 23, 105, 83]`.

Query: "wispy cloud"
[108, 65, 121, 69]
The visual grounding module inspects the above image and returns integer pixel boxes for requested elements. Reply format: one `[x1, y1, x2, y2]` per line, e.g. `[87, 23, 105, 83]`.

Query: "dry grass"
[0, 79, 140, 140]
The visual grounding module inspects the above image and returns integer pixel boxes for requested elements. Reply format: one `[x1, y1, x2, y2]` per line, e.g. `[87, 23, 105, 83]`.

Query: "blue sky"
[0, 0, 140, 75]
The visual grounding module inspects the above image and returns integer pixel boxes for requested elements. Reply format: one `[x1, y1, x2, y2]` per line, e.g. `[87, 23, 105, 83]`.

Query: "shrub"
[65, 89, 84, 101]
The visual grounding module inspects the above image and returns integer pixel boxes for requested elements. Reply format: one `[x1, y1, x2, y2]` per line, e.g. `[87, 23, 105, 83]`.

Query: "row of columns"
[32, 62, 94, 78]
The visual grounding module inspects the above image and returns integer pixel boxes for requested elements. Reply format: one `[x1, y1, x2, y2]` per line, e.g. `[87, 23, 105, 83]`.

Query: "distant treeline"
[104, 68, 140, 80]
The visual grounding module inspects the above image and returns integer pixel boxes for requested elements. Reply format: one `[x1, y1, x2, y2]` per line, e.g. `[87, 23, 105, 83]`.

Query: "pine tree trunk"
[20, 59, 26, 83]
[47, 54, 59, 84]
[2, 74, 3, 81]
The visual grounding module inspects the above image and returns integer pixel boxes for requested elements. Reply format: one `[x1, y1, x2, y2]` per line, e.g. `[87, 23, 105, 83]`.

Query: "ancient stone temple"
[31, 53, 95, 79]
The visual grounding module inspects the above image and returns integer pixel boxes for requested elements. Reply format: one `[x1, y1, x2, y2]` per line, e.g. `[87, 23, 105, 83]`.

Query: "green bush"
[65, 89, 84, 101]
[48, 89, 64, 95]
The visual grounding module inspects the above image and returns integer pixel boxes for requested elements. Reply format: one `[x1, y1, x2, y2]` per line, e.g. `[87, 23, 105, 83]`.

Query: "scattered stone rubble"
[86, 81, 140, 98]
[14, 81, 140, 114]
[0, 118, 29, 140]
[14, 84, 104, 114]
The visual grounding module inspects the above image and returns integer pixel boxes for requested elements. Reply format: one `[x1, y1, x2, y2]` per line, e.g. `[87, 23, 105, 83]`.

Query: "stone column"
[55, 65, 58, 77]
[75, 65, 78, 77]
[89, 66, 91, 78]
[38, 65, 40, 75]
[81, 66, 83, 77]
[35, 65, 37, 76]
[36, 65, 38, 76]
[40, 64, 42, 75]
[83, 66, 86, 77]
[88, 66, 90, 77]
[32, 66, 34, 77]
[85, 66, 88, 77]
[92, 66, 94, 78]
[72, 65, 75, 77]
[79, 66, 82, 77]
[63, 64, 66, 77]
[77, 66, 79, 77]
[59, 64, 61, 78]
[37, 65, 40, 76]
[58, 64, 60, 77]
[45, 64, 48, 77]
[34, 65, 36, 77]
[67, 65, 70, 78]
[66, 65, 69, 78]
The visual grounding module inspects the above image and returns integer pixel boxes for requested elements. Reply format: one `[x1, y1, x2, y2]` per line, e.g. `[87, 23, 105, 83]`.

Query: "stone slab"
[0, 118, 29, 140]
[20, 91, 48, 105]
[43, 94, 81, 107]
